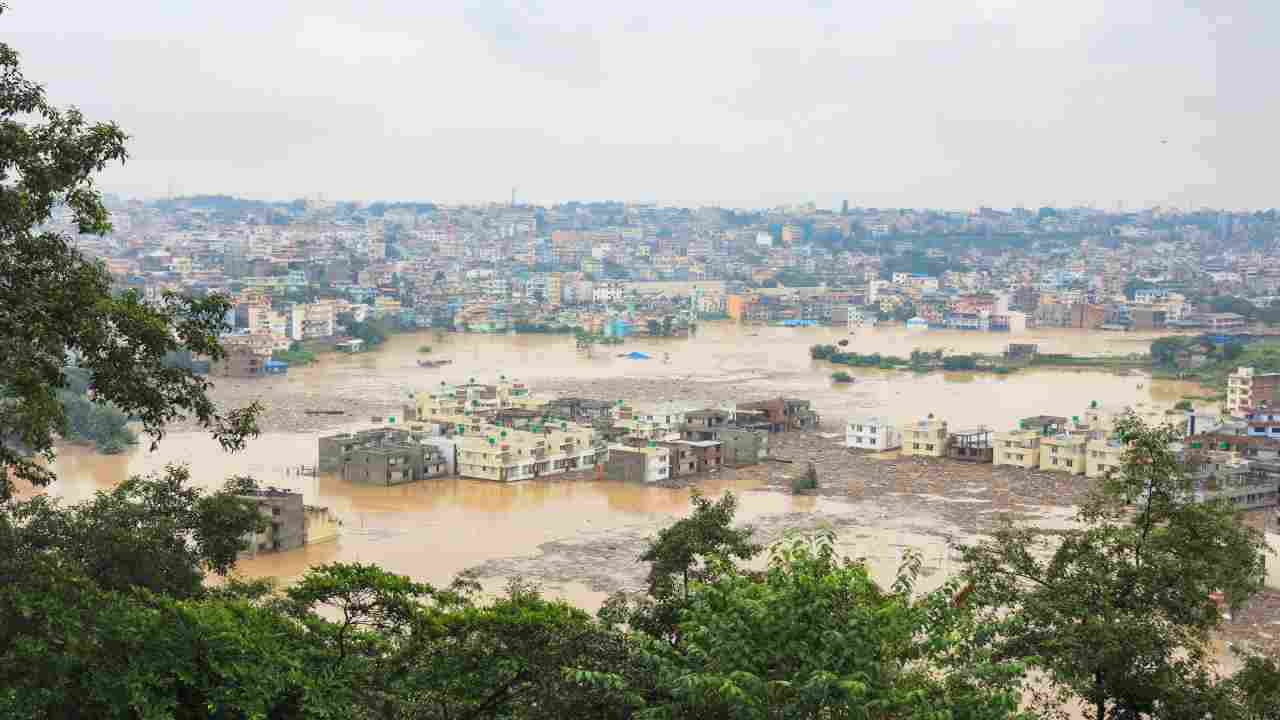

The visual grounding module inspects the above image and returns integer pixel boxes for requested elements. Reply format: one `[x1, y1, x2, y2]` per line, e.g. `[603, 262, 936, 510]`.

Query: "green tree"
[2, 465, 266, 599]
[348, 318, 391, 346]
[391, 579, 643, 720]
[959, 417, 1268, 720]
[602, 491, 761, 645]
[639, 532, 1031, 719]
[1208, 296, 1258, 321]
[1229, 654, 1280, 720]
[0, 21, 259, 499]
[1150, 336, 1195, 369]
[58, 387, 136, 453]
[282, 565, 642, 720]
[639, 491, 761, 605]
[0, 575, 321, 719]
[942, 354, 978, 371]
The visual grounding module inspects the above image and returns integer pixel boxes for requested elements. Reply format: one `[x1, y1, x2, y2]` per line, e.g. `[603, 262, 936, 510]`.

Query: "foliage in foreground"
[0, 478, 1035, 719]
[3, 431, 1280, 718]
[1, 9, 1278, 718]
[0, 21, 259, 499]
[960, 416, 1271, 720]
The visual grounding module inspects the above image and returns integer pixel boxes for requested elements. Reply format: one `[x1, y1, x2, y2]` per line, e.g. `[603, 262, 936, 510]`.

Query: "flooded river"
[38, 323, 1208, 606]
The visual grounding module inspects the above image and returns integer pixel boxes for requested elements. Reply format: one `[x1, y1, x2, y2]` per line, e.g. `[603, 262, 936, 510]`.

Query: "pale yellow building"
[453, 420, 605, 482]
[1081, 402, 1183, 439]
[1086, 439, 1126, 478]
[415, 377, 543, 419]
[900, 417, 948, 458]
[993, 429, 1042, 469]
[1040, 434, 1087, 475]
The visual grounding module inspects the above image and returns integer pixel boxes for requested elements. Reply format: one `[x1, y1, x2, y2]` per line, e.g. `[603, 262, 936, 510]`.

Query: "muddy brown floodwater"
[36, 323, 1224, 613]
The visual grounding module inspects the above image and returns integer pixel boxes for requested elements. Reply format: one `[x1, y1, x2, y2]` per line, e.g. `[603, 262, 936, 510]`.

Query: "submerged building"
[236, 487, 340, 557]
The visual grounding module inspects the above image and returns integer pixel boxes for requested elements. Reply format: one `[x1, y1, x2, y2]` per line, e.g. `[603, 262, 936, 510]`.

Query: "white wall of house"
[846, 417, 901, 451]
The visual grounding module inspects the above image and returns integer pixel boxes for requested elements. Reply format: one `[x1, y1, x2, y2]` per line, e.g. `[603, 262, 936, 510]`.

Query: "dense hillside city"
[57, 195, 1280, 358]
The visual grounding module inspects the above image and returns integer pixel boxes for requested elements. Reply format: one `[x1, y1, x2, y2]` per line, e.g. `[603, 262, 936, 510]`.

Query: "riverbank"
[810, 343, 1151, 377]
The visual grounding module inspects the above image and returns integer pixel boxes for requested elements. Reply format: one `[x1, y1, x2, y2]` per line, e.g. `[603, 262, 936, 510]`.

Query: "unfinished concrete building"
[238, 487, 306, 556]
[946, 427, 993, 463]
[318, 427, 454, 485]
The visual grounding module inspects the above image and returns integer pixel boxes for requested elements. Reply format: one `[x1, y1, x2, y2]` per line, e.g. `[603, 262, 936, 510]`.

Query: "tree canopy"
[960, 417, 1270, 719]
[0, 18, 259, 499]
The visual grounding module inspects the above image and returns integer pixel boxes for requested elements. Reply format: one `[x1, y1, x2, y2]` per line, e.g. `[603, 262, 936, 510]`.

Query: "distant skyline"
[7, 1, 1276, 210]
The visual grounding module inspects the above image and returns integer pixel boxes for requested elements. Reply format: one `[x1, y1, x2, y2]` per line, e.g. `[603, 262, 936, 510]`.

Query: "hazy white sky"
[5, 1, 1274, 210]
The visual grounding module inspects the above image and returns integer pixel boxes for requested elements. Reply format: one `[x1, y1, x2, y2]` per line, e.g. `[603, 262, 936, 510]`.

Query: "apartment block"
[415, 377, 541, 420]
[946, 427, 993, 463]
[685, 409, 733, 433]
[605, 444, 671, 483]
[210, 336, 274, 378]
[340, 443, 450, 486]
[845, 416, 901, 451]
[1085, 439, 1126, 478]
[543, 397, 616, 423]
[900, 417, 948, 458]
[737, 398, 819, 432]
[621, 438, 723, 478]
[318, 427, 455, 485]
[1189, 451, 1279, 510]
[1039, 434, 1087, 475]
[452, 422, 605, 482]
[301, 300, 336, 339]
[680, 426, 767, 466]
[1246, 409, 1280, 440]
[678, 440, 723, 474]
[237, 487, 306, 556]
[1228, 367, 1280, 419]
[993, 429, 1042, 469]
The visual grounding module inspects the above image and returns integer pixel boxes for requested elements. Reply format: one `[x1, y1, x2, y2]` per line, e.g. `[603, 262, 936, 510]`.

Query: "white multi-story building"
[847, 307, 877, 329]
[1228, 367, 1280, 419]
[606, 444, 671, 483]
[593, 281, 625, 304]
[285, 304, 306, 341]
[301, 301, 336, 339]
[631, 401, 698, 433]
[845, 416, 900, 451]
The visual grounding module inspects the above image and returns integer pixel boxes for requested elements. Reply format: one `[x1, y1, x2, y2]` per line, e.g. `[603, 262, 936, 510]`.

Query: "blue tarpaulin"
[622, 351, 652, 360]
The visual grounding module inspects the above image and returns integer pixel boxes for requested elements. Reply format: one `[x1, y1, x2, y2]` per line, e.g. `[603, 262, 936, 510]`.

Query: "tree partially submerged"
[0, 8, 259, 499]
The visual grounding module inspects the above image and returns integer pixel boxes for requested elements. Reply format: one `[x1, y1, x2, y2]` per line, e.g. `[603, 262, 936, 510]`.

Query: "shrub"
[791, 465, 818, 492]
